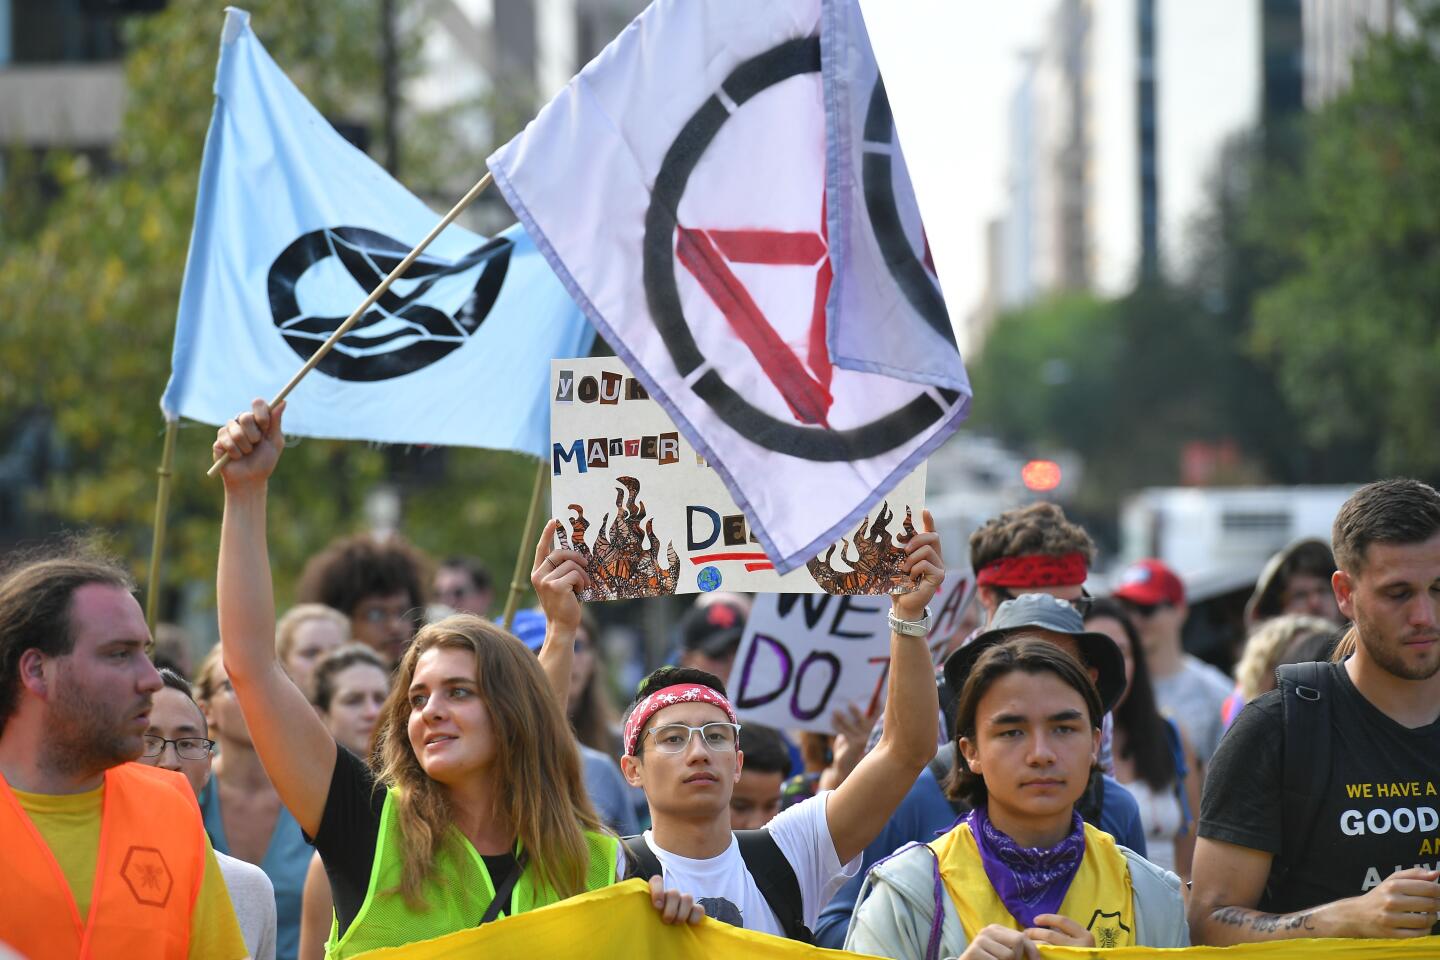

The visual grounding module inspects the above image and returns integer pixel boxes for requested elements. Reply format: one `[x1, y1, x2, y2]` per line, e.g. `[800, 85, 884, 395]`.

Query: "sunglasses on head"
[993, 587, 1094, 617]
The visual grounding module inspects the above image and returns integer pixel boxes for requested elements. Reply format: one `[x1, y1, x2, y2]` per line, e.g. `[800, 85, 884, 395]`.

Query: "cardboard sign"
[731, 570, 975, 734]
[550, 358, 926, 600]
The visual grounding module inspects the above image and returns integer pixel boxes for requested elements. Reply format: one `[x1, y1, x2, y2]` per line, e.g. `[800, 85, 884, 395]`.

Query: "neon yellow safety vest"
[326, 787, 618, 959]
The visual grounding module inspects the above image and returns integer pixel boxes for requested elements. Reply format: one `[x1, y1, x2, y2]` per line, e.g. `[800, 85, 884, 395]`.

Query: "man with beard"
[0, 552, 246, 958]
[1190, 479, 1440, 944]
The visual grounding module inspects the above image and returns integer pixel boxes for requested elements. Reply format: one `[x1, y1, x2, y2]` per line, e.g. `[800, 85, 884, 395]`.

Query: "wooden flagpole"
[206, 170, 496, 477]
[501, 460, 549, 631]
[146, 418, 180, 635]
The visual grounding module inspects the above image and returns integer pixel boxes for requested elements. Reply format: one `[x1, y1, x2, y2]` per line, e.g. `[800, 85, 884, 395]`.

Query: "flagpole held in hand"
[205, 170, 495, 477]
[502, 460, 549, 631]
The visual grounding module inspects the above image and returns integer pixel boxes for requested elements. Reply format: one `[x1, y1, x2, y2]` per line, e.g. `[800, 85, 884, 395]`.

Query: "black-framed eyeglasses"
[994, 587, 1095, 617]
[646, 721, 741, 755]
[141, 735, 215, 761]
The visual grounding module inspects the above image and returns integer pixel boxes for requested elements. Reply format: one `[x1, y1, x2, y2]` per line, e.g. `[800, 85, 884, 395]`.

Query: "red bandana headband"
[624, 683, 738, 756]
[976, 552, 1088, 588]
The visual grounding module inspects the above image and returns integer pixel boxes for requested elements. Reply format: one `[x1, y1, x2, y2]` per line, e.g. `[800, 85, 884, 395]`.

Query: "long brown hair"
[373, 614, 604, 906]
[945, 637, 1104, 809]
[568, 608, 620, 755]
[1331, 625, 1358, 662]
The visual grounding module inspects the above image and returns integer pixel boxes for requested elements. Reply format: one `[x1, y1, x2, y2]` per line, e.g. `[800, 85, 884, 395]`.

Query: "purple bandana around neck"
[967, 804, 1086, 929]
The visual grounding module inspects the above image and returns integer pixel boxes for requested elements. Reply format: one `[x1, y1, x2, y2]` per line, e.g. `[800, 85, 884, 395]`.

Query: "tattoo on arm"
[1211, 907, 1315, 934]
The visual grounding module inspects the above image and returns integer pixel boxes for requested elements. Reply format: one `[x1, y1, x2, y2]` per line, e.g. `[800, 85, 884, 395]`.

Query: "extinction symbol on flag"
[163, 7, 595, 458]
[268, 227, 514, 382]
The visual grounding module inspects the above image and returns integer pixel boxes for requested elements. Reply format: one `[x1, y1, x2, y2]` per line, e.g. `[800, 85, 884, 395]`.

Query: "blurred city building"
[985, 0, 1262, 330]
[0, 1, 126, 150]
[1302, 0, 1406, 106]
[975, 0, 1407, 347]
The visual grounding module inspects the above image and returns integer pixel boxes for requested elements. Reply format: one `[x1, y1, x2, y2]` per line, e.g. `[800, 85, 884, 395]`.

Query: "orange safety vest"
[0, 762, 206, 959]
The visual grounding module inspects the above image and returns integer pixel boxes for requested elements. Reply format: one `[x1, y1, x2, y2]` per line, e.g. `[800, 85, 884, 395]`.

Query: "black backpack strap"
[736, 828, 813, 943]
[619, 834, 663, 881]
[1275, 661, 1333, 890]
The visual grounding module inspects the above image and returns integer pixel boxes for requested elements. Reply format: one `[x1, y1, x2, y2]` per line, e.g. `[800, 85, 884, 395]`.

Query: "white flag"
[489, 0, 969, 573]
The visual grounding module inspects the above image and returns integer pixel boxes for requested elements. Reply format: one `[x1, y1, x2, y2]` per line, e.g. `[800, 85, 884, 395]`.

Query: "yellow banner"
[354, 880, 1440, 959]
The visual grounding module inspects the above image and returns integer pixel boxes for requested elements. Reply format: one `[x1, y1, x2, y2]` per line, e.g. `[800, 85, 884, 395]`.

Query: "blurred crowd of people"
[0, 399, 1436, 959]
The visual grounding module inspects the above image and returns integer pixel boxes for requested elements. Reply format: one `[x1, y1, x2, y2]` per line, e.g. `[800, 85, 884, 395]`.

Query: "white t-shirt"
[215, 850, 277, 960]
[642, 790, 860, 936]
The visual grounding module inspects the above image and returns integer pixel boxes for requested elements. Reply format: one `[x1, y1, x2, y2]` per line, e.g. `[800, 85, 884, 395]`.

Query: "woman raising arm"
[214, 400, 621, 958]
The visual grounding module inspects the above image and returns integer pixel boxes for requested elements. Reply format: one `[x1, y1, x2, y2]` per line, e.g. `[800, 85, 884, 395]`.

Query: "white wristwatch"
[887, 606, 932, 637]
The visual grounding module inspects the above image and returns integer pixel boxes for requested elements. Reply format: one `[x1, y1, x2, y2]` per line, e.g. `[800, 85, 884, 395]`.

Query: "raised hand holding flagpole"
[205, 170, 494, 477]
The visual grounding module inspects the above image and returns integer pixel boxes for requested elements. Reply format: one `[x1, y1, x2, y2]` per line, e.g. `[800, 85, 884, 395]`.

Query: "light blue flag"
[162, 8, 594, 458]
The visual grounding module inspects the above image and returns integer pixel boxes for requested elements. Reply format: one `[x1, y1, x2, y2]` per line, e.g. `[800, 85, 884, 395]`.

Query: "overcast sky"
[860, 1, 1049, 341]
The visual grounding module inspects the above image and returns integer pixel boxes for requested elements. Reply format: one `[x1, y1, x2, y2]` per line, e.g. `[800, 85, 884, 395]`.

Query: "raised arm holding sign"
[615, 512, 944, 941]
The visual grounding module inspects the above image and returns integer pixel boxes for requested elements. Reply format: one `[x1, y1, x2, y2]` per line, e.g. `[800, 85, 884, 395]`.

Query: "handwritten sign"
[551, 358, 926, 599]
[730, 570, 974, 734]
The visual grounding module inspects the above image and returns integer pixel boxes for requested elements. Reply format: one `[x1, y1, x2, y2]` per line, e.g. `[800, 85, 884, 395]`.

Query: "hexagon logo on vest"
[121, 845, 173, 907]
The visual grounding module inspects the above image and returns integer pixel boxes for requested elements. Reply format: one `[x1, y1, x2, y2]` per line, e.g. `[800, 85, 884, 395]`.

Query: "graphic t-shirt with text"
[1199, 661, 1440, 920]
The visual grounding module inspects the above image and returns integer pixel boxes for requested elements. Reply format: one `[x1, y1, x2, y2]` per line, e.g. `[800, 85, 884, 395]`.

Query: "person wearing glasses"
[433, 556, 494, 618]
[615, 512, 946, 941]
[0, 552, 247, 958]
[140, 669, 278, 959]
[296, 532, 430, 669]
[196, 645, 312, 960]
[212, 400, 621, 959]
[1111, 558, 1231, 769]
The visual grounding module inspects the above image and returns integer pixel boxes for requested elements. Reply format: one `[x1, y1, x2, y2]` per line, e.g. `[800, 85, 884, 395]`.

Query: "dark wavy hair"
[969, 502, 1095, 574]
[944, 637, 1103, 809]
[1086, 599, 1176, 792]
[296, 533, 428, 618]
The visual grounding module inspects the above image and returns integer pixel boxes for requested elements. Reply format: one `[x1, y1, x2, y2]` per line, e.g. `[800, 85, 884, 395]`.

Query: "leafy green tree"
[1250, 0, 1440, 476]
[968, 283, 1237, 515]
[0, 1, 546, 619]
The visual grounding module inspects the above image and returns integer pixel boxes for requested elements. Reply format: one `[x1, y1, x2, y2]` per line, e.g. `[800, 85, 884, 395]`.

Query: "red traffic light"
[1022, 459, 1062, 492]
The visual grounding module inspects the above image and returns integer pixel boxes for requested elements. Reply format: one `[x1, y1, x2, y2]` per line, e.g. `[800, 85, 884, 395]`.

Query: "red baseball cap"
[1113, 558, 1185, 607]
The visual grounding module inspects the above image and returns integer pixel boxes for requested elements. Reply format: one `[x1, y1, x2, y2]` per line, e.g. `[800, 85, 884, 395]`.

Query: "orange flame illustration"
[806, 502, 917, 595]
[556, 476, 681, 600]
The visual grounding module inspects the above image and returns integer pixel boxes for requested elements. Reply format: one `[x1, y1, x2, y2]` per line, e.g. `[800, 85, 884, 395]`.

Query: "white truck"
[1115, 485, 1358, 603]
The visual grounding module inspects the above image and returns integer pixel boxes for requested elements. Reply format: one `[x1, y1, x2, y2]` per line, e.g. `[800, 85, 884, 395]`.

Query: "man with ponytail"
[1191, 478, 1440, 944]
